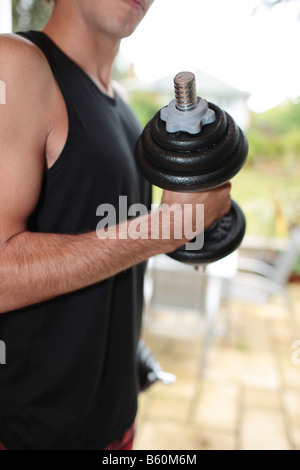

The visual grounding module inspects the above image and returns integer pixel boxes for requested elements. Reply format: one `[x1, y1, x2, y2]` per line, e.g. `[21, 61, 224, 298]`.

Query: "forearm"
[0, 181, 231, 313]
[0, 212, 171, 314]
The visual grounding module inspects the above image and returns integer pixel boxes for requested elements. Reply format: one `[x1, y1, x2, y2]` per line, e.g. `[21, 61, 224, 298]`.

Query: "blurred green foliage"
[247, 101, 300, 169]
[129, 90, 165, 128]
[12, 0, 52, 32]
[232, 100, 300, 275]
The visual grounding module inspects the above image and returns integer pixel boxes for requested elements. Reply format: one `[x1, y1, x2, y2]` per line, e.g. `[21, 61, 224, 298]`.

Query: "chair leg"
[200, 276, 223, 376]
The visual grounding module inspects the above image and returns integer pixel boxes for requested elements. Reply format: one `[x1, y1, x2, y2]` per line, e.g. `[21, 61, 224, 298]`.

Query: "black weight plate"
[150, 103, 228, 152]
[142, 112, 240, 173]
[135, 128, 248, 192]
[167, 200, 246, 265]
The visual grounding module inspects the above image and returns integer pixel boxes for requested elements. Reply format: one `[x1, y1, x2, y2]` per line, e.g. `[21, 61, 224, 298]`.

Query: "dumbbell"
[137, 340, 176, 392]
[135, 71, 248, 265]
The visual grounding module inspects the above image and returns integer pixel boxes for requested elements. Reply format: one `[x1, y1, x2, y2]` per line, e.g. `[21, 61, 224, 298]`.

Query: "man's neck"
[42, 5, 120, 97]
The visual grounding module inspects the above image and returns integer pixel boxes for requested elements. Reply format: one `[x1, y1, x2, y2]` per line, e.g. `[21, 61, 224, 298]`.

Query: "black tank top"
[0, 31, 151, 450]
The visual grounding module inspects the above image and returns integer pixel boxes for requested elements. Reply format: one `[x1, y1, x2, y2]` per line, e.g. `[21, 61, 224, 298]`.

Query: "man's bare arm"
[0, 36, 231, 314]
[0, 218, 165, 313]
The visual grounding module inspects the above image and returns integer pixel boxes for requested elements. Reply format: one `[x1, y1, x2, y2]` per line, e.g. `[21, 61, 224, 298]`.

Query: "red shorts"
[0, 422, 135, 450]
[104, 422, 135, 450]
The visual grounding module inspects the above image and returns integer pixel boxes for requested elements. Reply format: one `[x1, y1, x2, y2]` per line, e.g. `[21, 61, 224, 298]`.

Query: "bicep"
[0, 39, 48, 243]
[0, 135, 44, 243]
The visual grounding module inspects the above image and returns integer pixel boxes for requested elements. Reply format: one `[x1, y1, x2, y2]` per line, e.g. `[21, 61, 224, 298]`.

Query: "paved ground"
[133, 283, 300, 451]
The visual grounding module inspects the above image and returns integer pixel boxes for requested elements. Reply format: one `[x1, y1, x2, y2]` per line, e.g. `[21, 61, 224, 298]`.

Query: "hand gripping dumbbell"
[135, 72, 249, 265]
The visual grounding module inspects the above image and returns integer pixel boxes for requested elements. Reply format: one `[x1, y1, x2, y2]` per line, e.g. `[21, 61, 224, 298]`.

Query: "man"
[0, 0, 231, 449]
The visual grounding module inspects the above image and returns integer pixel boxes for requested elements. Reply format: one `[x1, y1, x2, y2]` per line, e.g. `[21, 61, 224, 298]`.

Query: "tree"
[12, 0, 53, 32]
[260, 0, 300, 5]
[247, 100, 300, 165]
[255, 0, 300, 17]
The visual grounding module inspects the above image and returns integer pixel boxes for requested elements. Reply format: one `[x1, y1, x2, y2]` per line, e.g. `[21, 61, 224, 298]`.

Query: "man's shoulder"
[0, 33, 40, 61]
[0, 33, 53, 90]
[0, 33, 58, 147]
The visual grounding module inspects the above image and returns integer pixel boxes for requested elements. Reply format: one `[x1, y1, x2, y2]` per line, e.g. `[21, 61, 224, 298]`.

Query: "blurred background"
[1, 0, 300, 450]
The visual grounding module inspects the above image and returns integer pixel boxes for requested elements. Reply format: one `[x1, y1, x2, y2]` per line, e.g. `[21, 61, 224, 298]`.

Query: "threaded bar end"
[174, 71, 197, 112]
